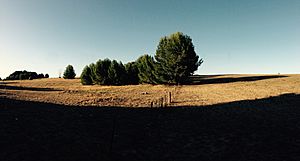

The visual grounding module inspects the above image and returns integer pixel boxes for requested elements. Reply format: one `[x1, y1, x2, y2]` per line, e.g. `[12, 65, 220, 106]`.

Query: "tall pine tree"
[63, 65, 76, 79]
[136, 54, 158, 84]
[108, 60, 127, 85]
[155, 32, 203, 84]
[80, 65, 93, 85]
[94, 59, 111, 85]
[125, 62, 139, 85]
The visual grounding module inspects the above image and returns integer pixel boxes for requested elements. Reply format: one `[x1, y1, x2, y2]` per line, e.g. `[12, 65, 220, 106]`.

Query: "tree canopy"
[5, 71, 48, 80]
[155, 32, 203, 84]
[136, 54, 158, 84]
[80, 32, 202, 85]
[125, 62, 139, 85]
[94, 59, 112, 85]
[108, 60, 127, 85]
[63, 65, 76, 79]
[80, 65, 93, 85]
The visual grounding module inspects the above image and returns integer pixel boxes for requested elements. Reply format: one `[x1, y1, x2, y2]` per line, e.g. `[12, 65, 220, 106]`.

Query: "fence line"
[150, 91, 172, 108]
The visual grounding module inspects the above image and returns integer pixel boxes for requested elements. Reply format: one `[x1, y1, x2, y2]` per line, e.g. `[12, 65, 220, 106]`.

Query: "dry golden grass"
[1, 74, 299, 107]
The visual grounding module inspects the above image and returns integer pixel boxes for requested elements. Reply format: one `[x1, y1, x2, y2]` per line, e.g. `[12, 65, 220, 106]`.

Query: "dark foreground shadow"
[0, 94, 300, 161]
[190, 75, 287, 85]
[0, 85, 61, 92]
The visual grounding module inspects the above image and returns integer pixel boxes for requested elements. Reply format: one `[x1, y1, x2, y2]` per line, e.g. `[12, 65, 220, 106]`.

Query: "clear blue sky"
[1, 0, 299, 78]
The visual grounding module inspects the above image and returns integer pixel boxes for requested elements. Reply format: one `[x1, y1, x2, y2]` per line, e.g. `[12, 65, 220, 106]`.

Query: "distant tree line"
[81, 32, 203, 85]
[5, 71, 49, 80]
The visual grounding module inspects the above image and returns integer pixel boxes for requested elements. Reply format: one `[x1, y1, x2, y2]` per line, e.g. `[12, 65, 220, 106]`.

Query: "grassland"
[1, 74, 300, 107]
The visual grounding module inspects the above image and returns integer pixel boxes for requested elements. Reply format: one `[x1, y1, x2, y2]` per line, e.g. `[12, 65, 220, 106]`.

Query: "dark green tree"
[94, 59, 111, 85]
[136, 54, 158, 84]
[19, 74, 26, 80]
[38, 73, 45, 79]
[155, 32, 203, 84]
[88, 63, 97, 83]
[45, 74, 49, 78]
[125, 62, 139, 84]
[80, 65, 93, 85]
[108, 60, 127, 85]
[19, 73, 30, 80]
[63, 65, 76, 79]
[6, 71, 38, 80]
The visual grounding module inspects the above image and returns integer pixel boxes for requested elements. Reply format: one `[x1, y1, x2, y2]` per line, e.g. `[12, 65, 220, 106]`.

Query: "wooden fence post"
[164, 95, 167, 107]
[160, 97, 162, 107]
[169, 92, 172, 104]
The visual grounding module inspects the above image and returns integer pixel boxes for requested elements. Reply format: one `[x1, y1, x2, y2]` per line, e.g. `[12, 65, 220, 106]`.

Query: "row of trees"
[80, 32, 203, 85]
[80, 59, 138, 85]
[5, 71, 49, 80]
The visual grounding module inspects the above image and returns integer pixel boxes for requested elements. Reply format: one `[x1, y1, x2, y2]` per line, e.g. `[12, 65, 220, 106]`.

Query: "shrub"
[80, 66, 93, 85]
[63, 65, 76, 79]
[45, 74, 49, 78]
[155, 32, 203, 84]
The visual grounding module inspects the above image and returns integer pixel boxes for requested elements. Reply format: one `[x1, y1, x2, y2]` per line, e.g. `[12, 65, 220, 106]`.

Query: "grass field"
[0, 74, 300, 161]
[1, 74, 300, 107]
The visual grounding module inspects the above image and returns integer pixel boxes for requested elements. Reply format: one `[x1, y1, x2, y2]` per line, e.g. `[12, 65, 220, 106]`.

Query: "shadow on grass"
[0, 85, 61, 92]
[0, 81, 19, 85]
[189, 75, 288, 85]
[0, 93, 299, 161]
